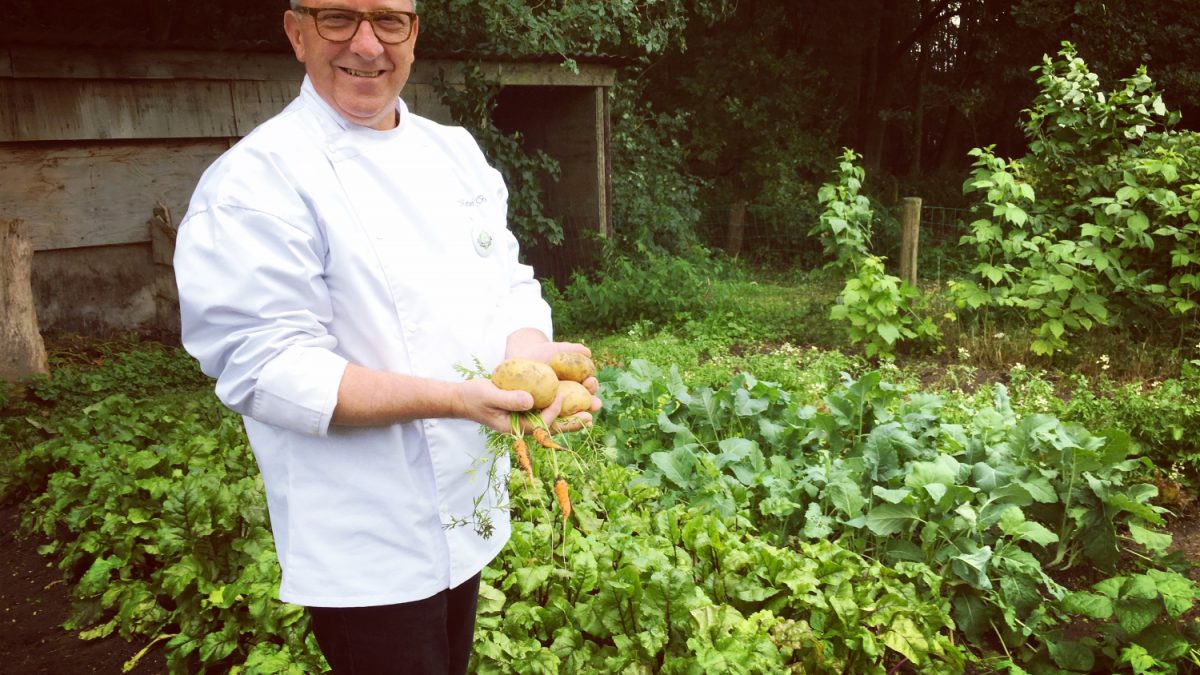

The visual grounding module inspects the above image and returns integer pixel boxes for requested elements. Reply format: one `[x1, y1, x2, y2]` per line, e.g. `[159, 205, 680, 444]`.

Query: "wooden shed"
[0, 45, 614, 336]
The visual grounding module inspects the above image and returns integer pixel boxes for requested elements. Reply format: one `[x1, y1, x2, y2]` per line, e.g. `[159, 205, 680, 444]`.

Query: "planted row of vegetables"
[4, 346, 1198, 673]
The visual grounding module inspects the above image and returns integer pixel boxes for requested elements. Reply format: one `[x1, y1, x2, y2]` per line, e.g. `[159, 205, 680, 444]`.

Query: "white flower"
[958, 347, 971, 361]
[993, 332, 1006, 339]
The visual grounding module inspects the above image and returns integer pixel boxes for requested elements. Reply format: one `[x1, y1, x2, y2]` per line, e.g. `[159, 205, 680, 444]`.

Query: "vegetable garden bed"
[2, 321, 1199, 673]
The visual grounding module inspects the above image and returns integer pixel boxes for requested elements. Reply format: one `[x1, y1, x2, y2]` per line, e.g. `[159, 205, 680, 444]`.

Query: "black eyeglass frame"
[292, 6, 419, 45]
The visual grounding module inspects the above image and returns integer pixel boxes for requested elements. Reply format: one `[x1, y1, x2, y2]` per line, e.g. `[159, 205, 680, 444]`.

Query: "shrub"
[952, 43, 1200, 355]
[551, 251, 723, 334]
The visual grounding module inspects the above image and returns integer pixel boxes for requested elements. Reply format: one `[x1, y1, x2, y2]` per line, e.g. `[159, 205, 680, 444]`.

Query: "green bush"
[952, 43, 1200, 355]
[551, 251, 725, 334]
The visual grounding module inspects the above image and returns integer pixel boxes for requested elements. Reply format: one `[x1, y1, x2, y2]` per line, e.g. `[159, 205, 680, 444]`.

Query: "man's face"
[284, 1, 419, 131]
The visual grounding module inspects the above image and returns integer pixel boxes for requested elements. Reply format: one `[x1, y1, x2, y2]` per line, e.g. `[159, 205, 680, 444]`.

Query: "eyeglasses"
[292, 6, 418, 45]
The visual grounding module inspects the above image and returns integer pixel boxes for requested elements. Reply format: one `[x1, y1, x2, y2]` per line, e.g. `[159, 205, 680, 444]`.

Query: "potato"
[491, 358, 559, 409]
[549, 352, 596, 383]
[556, 380, 593, 417]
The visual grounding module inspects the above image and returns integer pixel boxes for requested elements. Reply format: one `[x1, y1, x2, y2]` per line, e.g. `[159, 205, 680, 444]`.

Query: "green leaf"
[905, 455, 960, 491]
[801, 502, 834, 540]
[1047, 638, 1095, 672]
[827, 479, 865, 519]
[78, 555, 123, 596]
[1119, 644, 1158, 673]
[872, 486, 911, 504]
[1115, 596, 1161, 635]
[1135, 623, 1191, 661]
[952, 593, 990, 644]
[876, 322, 901, 345]
[650, 446, 698, 489]
[477, 582, 507, 615]
[1128, 524, 1172, 553]
[1116, 186, 1141, 203]
[1061, 591, 1113, 620]
[1127, 211, 1150, 234]
[865, 503, 920, 536]
[512, 565, 554, 597]
[998, 508, 1059, 547]
[1147, 569, 1199, 619]
[951, 545, 993, 590]
[1018, 477, 1059, 503]
[882, 615, 930, 665]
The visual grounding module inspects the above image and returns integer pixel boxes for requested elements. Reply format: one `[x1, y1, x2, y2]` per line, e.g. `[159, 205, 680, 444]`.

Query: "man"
[173, 1, 599, 672]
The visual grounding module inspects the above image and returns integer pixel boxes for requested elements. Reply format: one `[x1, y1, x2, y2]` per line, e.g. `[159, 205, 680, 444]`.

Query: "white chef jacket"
[174, 77, 552, 607]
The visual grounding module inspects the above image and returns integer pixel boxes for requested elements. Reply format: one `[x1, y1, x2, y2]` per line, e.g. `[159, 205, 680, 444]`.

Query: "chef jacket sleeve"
[484, 172, 555, 343]
[175, 204, 347, 436]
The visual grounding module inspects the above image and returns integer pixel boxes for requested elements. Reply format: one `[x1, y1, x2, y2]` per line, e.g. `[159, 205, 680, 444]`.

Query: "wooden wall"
[0, 46, 614, 334]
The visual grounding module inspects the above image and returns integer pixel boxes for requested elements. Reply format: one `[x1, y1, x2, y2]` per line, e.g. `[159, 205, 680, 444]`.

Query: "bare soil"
[0, 501, 167, 674]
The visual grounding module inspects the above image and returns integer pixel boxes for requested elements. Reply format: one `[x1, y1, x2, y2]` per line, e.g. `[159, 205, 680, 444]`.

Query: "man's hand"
[501, 329, 602, 432]
[453, 377, 595, 435]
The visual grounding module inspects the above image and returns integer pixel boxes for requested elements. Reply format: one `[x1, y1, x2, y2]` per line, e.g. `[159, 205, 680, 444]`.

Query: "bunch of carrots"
[510, 421, 572, 524]
[491, 352, 597, 527]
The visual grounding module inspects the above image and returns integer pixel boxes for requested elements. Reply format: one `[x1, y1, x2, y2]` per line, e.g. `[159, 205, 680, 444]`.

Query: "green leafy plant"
[9, 388, 322, 673]
[953, 43, 1200, 355]
[550, 251, 725, 334]
[811, 149, 941, 356]
[598, 359, 1200, 673]
[609, 80, 706, 258]
[8, 335, 1199, 674]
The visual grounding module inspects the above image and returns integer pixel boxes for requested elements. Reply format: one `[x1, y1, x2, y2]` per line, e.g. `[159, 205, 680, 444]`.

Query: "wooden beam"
[0, 141, 229, 251]
[3, 46, 615, 88]
[0, 79, 237, 141]
[7, 45, 303, 81]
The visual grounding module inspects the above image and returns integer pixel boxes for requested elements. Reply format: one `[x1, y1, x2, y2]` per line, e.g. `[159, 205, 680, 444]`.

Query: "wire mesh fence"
[691, 201, 976, 278]
[530, 200, 977, 285]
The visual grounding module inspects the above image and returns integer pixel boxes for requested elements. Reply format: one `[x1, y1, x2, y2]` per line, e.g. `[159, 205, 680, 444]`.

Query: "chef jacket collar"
[298, 76, 409, 157]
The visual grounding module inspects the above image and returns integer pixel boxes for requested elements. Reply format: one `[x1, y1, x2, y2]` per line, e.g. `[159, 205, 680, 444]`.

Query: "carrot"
[532, 427, 562, 450]
[513, 437, 534, 485]
[553, 477, 572, 522]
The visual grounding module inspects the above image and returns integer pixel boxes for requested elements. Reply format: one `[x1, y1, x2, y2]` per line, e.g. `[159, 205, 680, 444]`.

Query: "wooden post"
[899, 197, 922, 287]
[724, 199, 747, 259]
[1, 219, 50, 383]
[150, 202, 180, 338]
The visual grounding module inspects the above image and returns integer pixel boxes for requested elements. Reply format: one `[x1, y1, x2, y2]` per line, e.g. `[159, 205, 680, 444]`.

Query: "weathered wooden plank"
[0, 141, 228, 251]
[4, 46, 613, 87]
[0, 79, 237, 141]
[32, 244, 157, 334]
[0, 48, 13, 78]
[8, 46, 304, 81]
[231, 80, 301, 136]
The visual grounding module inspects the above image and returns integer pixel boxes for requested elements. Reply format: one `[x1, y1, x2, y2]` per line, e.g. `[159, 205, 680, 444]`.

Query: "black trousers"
[307, 573, 481, 675]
